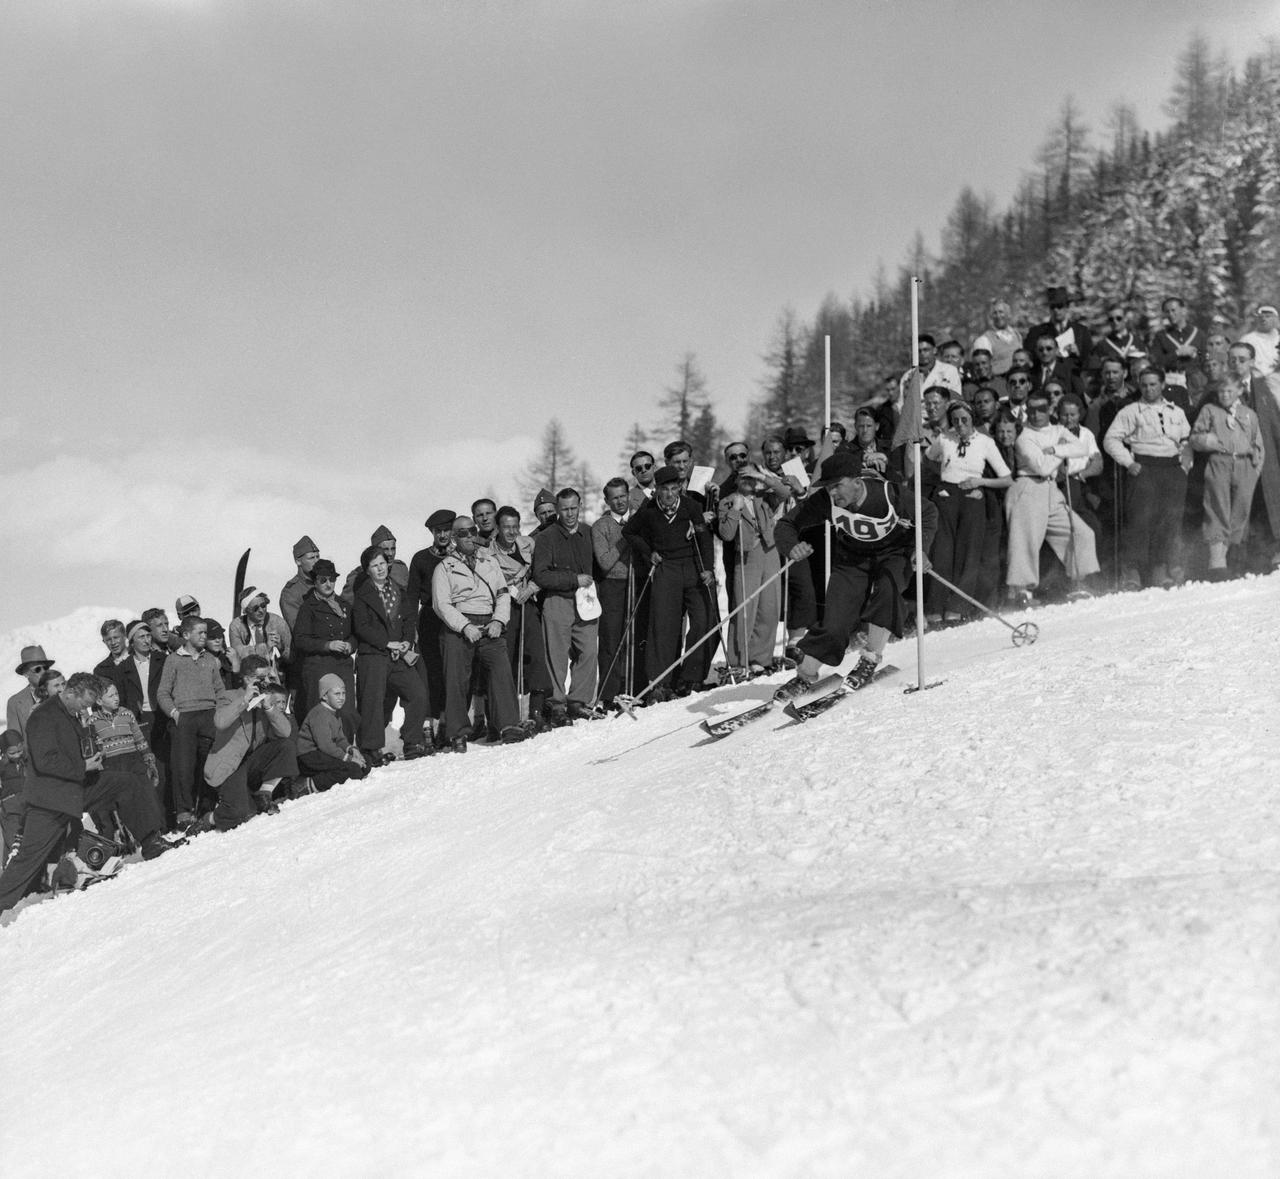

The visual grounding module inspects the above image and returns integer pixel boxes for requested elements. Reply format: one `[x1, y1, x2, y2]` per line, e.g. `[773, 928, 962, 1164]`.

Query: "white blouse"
[927, 431, 1011, 484]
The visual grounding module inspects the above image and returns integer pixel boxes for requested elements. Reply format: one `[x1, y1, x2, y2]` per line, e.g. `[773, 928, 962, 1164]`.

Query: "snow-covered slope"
[2, 581, 1278, 1176]
[0, 606, 134, 697]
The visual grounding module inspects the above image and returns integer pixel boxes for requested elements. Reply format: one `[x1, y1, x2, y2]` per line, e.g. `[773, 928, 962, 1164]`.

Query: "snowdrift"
[1, 581, 1278, 1176]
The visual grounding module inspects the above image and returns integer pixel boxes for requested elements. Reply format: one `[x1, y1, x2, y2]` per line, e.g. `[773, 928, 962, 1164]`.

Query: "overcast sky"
[3, 0, 1278, 639]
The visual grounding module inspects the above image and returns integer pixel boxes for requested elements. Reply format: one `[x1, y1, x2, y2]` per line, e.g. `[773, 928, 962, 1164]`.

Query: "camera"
[76, 829, 123, 876]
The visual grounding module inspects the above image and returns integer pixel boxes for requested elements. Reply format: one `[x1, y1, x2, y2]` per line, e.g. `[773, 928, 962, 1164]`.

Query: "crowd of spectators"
[1, 286, 1276, 912]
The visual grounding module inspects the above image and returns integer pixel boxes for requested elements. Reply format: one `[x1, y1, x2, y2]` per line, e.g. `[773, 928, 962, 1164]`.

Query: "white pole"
[824, 334, 832, 589]
[910, 278, 926, 691]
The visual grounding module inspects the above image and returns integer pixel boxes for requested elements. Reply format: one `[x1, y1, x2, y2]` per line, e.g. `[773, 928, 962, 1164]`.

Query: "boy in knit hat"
[298, 674, 369, 790]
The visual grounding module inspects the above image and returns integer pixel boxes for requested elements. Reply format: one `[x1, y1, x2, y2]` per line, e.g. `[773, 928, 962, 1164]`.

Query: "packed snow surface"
[2, 582, 1278, 1176]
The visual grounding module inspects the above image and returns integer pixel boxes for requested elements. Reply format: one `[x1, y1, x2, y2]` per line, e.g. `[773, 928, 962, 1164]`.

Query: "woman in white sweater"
[925, 401, 1012, 623]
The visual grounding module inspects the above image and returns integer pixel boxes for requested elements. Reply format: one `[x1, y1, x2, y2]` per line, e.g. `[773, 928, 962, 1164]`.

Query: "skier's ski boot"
[773, 670, 821, 703]
[843, 654, 881, 691]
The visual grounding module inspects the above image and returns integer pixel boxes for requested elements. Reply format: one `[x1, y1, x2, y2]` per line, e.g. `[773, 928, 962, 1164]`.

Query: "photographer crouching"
[193, 656, 299, 834]
[0, 673, 171, 915]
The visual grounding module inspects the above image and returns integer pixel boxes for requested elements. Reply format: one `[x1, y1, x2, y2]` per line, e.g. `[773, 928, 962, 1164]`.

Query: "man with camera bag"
[0, 673, 171, 916]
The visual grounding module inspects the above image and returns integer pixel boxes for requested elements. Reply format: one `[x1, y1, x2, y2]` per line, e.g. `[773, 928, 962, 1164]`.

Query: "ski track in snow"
[1, 582, 1279, 1176]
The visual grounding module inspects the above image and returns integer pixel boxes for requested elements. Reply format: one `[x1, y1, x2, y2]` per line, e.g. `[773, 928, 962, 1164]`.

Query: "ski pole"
[1061, 466, 1078, 582]
[590, 564, 655, 710]
[689, 527, 724, 678]
[925, 569, 1039, 647]
[517, 601, 525, 699]
[617, 555, 805, 716]
[623, 565, 634, 696]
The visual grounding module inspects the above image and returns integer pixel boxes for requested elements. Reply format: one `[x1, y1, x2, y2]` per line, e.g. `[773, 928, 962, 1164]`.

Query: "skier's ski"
[700, 674, 841, 739]
[232, 548, 251, 622]
[782, 663, 899, 722]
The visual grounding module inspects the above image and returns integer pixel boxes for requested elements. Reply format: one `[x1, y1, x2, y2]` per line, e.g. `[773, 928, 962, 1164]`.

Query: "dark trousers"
[0, 770, 164, 914]
[356, 652, 428, 752]
[976, 490, 1005, 607]
[1121, 458, 1187, 576]
[298, 749, 369, 791]
[596, 578, 630, 704]
[785, 556, 818, 632]
[799, 556, 908, 667]
[504, 599, 552, 700]
[169, 709, 215, 816]
[926, 488, 986, 615]
[139, 712, 168, 806]
[2, 794, 24, 862]
[417, 612, 448, 720]
[440, 623, 519, 740]
[213, 738, 298, 831]
[645, 558, 712, 690]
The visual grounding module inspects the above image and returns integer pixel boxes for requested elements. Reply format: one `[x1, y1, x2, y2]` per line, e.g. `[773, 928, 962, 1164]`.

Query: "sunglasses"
[27, 664, 49, 674]
[315, 575, 336, 584]
[1109, 315, 1126, 323]
[727, 452, 748, 462]
[632, 462, 653, 472]
[452, 527, 479, 538]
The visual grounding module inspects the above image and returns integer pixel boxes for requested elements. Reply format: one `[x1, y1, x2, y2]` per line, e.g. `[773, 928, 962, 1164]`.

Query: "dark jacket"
[775, 480, 937, 568]
[107, 652, 166, 719]
[352, 577, 417, 657]
[531, 521, 594, 598]
[1025, 319, 1093, 376]
[622, 494, 714, 568]
[23, 696, 92, 818]
[293, 589, 355, 659]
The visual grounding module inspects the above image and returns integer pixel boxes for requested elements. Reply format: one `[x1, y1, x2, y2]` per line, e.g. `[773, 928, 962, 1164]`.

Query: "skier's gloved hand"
[650, 553, 663, 566]
[790, 541, 814, 561]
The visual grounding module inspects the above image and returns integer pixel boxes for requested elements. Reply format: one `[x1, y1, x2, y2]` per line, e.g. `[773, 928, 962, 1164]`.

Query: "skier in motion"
[774, 452, 937, 697]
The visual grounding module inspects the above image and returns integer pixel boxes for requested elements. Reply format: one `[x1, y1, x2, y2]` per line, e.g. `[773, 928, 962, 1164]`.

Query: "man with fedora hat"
[0, 672, 173, 915]
[774, 452, 937, 696]
[6, 646, 55, 740]
[1025, 286, 1093, 379]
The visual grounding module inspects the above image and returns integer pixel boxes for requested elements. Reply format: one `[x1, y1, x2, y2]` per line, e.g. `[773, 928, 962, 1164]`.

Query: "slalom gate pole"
[926, 569, 1039, 646]
[1113, 464, 1122, 590]
[618, 555, 805, 716]
[909, 278, 927, 691]
[590, 563, 655, 710]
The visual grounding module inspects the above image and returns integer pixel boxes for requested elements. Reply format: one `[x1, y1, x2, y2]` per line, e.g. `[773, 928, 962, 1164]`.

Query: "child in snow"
[297, 674, 369, 791]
